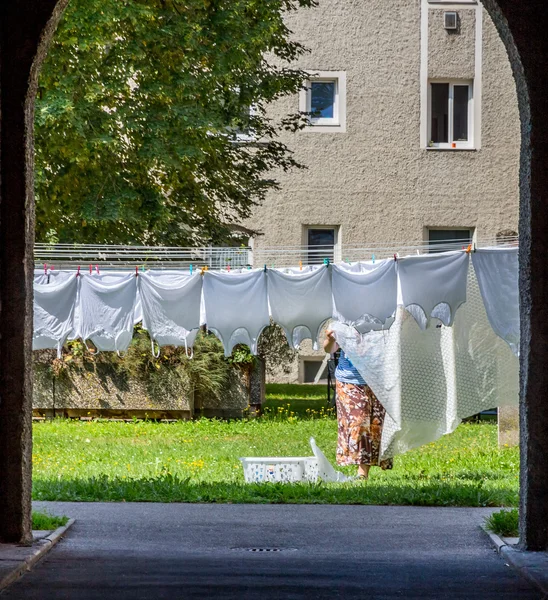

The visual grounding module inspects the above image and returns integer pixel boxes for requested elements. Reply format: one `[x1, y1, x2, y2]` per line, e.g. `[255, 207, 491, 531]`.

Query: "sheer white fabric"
[331, 270, 518, 459]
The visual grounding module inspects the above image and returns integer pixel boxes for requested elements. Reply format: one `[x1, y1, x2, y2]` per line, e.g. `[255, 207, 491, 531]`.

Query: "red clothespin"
[394, 254, 398, 262]
[135, 266, 139, 277]
[77, 266, 81, 277]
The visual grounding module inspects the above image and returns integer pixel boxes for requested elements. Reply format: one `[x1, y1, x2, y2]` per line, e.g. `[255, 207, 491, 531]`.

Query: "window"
[303, 360, 328, 384]
[234, 105, 258, 143]
[305, 227, 338, 264]
[299, 71, 346, 132]
[428, 81, 473, 149]
[428, 229, 472, 253]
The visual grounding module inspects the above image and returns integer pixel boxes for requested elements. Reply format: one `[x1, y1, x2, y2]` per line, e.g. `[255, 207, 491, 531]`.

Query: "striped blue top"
[335, 351, 366, 385]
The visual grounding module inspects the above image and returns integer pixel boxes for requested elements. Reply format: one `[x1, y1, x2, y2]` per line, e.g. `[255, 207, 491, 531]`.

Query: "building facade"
[243, 0, 520, 383]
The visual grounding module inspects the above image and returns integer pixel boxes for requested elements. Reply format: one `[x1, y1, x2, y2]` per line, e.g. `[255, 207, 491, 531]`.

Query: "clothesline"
[34, 236, 518, 270]
[33, 247, 520, 359]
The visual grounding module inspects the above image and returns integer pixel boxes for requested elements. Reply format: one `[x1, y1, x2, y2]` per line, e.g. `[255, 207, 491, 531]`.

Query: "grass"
[484, 508, 519, 537]
[32, 511, 68, 530]
[31, 386, 519, 507]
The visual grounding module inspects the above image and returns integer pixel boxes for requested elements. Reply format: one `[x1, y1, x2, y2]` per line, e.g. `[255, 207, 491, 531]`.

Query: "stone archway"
[1, 0, 547, 550]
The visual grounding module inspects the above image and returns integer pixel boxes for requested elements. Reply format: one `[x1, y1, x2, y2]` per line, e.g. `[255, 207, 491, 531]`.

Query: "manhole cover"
[231, 547, 297, 553]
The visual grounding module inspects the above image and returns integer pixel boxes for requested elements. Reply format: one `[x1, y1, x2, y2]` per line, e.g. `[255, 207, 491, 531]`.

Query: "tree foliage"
[35, 0, 315, 245]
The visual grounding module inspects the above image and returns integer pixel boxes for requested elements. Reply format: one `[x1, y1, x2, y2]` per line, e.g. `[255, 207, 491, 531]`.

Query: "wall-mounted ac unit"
[444, 11, 458, 30]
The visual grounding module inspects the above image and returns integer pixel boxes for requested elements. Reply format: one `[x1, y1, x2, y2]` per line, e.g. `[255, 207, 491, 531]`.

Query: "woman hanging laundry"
[324, 329, 393, 479]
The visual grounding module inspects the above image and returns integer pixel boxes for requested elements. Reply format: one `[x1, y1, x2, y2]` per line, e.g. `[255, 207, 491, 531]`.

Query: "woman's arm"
[323, 329, 339, 354]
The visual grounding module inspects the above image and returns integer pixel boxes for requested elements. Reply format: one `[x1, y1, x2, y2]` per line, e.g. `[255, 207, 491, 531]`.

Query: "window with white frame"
[304, 226, 340, 264]
[299, 71, 346, 132]
[428, 81, 473, 149]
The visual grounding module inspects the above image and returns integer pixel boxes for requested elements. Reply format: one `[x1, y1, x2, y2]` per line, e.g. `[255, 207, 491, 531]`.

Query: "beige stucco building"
[245, 0, 520, 383]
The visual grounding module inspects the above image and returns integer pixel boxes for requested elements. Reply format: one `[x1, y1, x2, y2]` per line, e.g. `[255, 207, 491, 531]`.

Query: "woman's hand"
[323, 329, 339, 354]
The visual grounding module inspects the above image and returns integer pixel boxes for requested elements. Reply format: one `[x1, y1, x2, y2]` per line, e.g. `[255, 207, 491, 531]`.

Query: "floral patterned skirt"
[335, 380, 393, 469]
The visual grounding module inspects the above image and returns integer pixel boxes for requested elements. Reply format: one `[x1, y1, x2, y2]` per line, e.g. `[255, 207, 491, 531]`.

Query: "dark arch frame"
[1, 0, 547, 550]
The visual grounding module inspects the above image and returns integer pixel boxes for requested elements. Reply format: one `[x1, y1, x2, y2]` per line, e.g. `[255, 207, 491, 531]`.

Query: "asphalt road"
[1, 502, 541, 599]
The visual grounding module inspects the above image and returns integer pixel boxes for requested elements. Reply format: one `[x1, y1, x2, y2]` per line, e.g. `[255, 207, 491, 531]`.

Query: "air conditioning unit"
[444, 11, 458, 30]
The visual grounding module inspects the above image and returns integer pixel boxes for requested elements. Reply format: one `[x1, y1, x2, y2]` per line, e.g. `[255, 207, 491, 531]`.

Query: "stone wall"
[33, 356, 265, 420]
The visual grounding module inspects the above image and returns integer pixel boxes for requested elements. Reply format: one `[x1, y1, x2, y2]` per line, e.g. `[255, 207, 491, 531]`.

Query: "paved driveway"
[1, 502, 541, 599]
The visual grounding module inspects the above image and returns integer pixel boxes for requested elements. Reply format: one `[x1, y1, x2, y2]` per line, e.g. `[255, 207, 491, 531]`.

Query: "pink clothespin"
[394, 254, 398, 262]
[44, 263, 48, 274]
[227, 264, 231, 272]
[77, 266, 81, 277]
[89, 265, 92, 275]
[95, 265, 100, 275]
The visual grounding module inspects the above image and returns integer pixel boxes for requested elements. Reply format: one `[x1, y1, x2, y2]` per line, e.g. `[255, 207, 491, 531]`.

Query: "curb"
[0, 518, 75, 592]
[481, 525, 548, 597]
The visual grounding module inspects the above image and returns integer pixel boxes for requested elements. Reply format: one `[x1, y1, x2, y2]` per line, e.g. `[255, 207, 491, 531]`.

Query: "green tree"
[35, 0, 315, 245]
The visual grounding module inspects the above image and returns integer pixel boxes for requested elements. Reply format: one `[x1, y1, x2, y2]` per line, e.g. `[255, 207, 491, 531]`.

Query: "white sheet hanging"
[472, 248, 519, 356]
[331, 269, 518, 459]
[139, 271, 202, 351]
[397, 251, 470, 329]
[33, 274, 79, 357]
[267, 266, 332, 349]
[203, 270, 269, 356]
[332, 260, 397, 333]
[78, 273, 138, 353]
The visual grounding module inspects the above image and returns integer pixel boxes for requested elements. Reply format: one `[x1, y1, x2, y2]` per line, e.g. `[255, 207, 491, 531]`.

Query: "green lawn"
[32, 386, 519, 507]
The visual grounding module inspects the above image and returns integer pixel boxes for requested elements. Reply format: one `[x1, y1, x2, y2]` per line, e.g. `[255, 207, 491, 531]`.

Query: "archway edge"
[480, 0, 548, 551]
[0, 0, 69, 544]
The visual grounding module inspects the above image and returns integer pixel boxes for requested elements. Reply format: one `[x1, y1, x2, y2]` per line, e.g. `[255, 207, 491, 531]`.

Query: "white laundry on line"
[139, 271, 202, 353]
[472, 248, 519, 356]
[332, 259, 397, 333]
[267, 265, 332, 350]
[78, 273, 138, 353]
[33, 273, 79, 357]
[202, 269, 270, 356]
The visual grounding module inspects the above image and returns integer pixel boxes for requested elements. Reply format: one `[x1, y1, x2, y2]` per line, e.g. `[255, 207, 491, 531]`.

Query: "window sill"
[303, 124, 346, 133]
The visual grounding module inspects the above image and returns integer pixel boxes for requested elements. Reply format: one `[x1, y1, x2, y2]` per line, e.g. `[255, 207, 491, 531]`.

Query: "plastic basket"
[239, 456, 318, 483]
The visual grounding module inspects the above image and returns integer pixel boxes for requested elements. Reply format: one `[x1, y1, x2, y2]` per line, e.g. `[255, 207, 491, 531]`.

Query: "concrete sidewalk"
[1, 502, 542, 599]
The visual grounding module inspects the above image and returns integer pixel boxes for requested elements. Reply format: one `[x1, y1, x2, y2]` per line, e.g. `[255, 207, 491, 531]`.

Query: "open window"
[428, 81, 474, 149]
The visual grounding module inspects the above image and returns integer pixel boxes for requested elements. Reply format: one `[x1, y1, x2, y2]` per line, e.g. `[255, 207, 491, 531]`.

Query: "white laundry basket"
[239, 438, 351, 483]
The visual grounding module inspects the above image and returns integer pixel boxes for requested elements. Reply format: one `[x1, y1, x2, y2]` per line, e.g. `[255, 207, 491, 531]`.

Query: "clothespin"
[227, 264, 231, 272]
[200, 266, 206, 276]
[465, 244, 473, 254]
[44, 263, 48, 275]
[135, 266, 139, 277]
[264, 264, 267, 273]
[189, 264, 193, 275]
[323, 258, 329, 268]
[299, 260, 302, 271]
[394, 254, 398, 262]
[89, 265, 92, 275]
[77, 266, 81, 277]
[345, 258, 350, 264]
[473, 243, 477, 253]
[372, 254, 375, 264]
[95, 265, 100, 275]
[416, 249, 420, 255]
